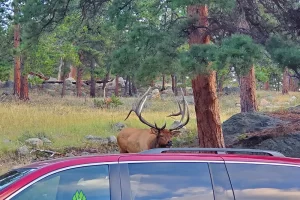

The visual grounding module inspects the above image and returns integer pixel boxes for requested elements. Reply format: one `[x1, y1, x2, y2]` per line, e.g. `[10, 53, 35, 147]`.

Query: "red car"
[1, 148, 300, 200]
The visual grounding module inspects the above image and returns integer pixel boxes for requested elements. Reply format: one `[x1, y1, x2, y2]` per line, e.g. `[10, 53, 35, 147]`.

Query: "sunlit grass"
[0, 90, 299, 159]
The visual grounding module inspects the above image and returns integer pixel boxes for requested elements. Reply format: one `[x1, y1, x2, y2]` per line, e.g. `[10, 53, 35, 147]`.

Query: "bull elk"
[117, 87, 190, 153]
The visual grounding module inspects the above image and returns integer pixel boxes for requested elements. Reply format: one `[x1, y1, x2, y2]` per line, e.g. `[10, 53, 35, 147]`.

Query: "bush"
[93, 94, 123, 109]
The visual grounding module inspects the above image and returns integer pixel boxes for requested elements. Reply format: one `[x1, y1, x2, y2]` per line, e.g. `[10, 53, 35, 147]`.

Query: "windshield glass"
[0, 168, 36, 191]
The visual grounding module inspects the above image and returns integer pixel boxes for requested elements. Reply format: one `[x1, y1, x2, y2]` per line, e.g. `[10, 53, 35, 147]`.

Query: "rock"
[41, 138, 52, 144]
[288, 105, 300, 114]
[222, 112, 283, 145]
[161, 88, 174, 97]
[85, 135, 109, 145]
[17, 146, 30, 156]
[151, 89, 160, 99]
[112, 122, 126, 132]
[65, 153, 75, 157]
[230, 132, 300, 158]
[107, 136, 117, 144]
[25, 138, 44, 148]
[81, 152, 90, 156]
[260, 99, 271, 107]
[3, 139, 11, 143]
[3, 80, 14, 88]
[289, 96, 297, 102]
[176, 95, 194, 105]
[223, 87, 240, 95]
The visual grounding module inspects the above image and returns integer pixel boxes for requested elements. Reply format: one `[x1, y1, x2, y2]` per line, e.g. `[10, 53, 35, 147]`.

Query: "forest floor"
[0, 89, 300, 174]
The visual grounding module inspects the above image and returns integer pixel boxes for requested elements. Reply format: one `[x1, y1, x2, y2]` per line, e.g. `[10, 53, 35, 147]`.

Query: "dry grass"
[0, 89, 299, 169]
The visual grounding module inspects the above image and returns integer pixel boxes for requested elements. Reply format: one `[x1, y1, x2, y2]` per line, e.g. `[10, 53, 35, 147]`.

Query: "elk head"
[124, 87, 190, 148]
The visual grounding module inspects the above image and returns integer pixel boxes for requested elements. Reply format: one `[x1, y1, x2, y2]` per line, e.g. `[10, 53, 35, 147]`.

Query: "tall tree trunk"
[13, 24, 21, 97]
[69, 66, 77, 79]
[90, 59, 96, 98]
[264, 81, 270, 90]
[123, 75, 129, 96]
[217, 75, 224, 93]
[57, 58, 63, 80]
[20, 56, 29, 101]
[115, 75, 119, 96]
[128, 76, 132, 96]
[61, 60, 67, 98]
[188, 5, 224, 148]
[174, 74, 178, 96]
[171, 74, 175, 93]
[132, 75, 137, 95]
[102, 70, 110, 90]
[76, 67, 83, 97]
[282, 67, 289, 95]
[240, 67, 258, 112]
[182, 75, 187, 96]
[161, 74, 166, 91]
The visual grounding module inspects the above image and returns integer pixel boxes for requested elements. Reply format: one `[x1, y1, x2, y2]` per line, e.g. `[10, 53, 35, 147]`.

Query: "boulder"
[17, 146, 30, 156]
[222, 112, 283, 145]
[112, 122, 126, 132]
[25, 138, 44, 148]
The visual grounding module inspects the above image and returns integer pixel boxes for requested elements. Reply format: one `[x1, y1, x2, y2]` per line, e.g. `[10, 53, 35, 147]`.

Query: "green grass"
[0, 90, 299, 159]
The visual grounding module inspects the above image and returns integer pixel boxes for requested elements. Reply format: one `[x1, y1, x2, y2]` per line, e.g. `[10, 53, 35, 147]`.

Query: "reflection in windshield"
[0, 168, 36, 191]
[226, 163, 300, 200]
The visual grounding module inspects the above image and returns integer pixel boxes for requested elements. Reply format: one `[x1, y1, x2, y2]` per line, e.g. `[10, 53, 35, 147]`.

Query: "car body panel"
[2, 152, 300, 199]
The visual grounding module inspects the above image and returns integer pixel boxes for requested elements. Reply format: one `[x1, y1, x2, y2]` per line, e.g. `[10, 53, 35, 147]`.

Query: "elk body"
[117, 87, 190, 153]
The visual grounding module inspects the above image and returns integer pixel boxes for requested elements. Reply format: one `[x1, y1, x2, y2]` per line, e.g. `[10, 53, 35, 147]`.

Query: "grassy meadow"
[0, 89, 300, 159]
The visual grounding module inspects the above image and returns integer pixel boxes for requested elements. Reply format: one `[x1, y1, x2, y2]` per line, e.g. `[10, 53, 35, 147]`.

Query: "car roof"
[19, 151, 300, 170]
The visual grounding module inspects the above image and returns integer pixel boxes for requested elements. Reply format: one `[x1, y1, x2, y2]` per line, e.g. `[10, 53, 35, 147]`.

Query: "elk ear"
[150, 128, 159, 135]
[171, 130, 181, 137]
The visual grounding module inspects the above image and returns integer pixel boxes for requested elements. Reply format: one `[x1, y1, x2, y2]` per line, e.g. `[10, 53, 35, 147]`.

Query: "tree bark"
[128, 76, 132, 96]
[174, 74, 178, 96]
[192, 73, 225, 148]
[282, 67, 289, 95]
[13, 24, 21, 97]
[240, 67, 258, 112]
[20, 56, 29, 101]
[188, 4, 225, 148]
[161, 74, 166, 91]
[115, 75, 119, 96]
[132, 76, 137, 95]
[264, 81, 270, 90]
[124, 75, 129, 96]
[61, 60, 67, 98]
[171, 74, 175, 92]
[90, 59, 96, 98]
[182, 75, 187, 96]
[76, 67, 83, 97]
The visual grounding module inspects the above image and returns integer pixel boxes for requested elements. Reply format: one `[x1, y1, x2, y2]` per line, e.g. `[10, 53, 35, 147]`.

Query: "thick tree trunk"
[161, 74, 166, 91]
[20, 74, 29, 100]
[264, 81, 270, 90]
[20, 56, 29, 101]
[90, 59, 96, 98]
[188, 4, 224, 148]
[115, 75, 119, 96]
[240, 67, 258, 112]
[192, 73, 225, 148]
[76, 67, 83, 97]
[282, 67, 289, 95]
[13, 24, 21, 97]
[124, 75, 129, 96]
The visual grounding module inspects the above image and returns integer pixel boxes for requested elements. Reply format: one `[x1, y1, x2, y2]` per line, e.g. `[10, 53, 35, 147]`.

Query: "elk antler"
[124, 87, 167, 130]
[169, 88, 190, 131]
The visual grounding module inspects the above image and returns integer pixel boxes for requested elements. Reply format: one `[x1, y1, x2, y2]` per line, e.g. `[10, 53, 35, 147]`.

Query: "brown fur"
[117, 127, 180, 153]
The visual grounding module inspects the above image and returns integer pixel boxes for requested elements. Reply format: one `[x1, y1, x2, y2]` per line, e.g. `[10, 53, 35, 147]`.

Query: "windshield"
[0, 168, 36, 191]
